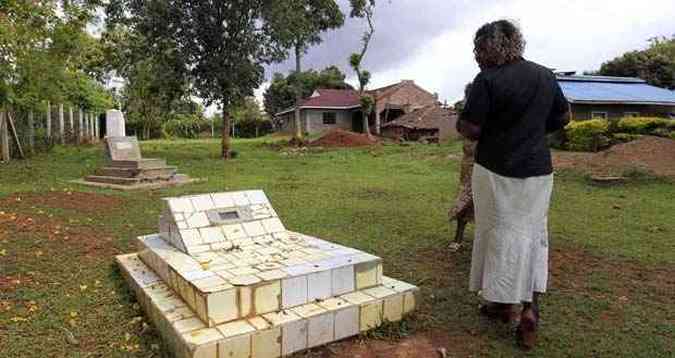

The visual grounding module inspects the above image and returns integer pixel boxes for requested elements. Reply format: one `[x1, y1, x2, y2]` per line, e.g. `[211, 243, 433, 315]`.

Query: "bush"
[161, 114, 208, 139]
[616, 117, 669, 134]
[565, 119, 609, 152]
[670, 131, 675, 141]
[612, 133, 641, 144]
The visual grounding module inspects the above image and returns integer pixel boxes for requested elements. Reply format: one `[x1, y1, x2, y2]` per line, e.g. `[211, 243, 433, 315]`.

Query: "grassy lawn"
[1, 137, 673, 357]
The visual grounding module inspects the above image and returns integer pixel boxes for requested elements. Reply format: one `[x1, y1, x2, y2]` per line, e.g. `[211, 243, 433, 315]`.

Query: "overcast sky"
[242, 0, 674, 114]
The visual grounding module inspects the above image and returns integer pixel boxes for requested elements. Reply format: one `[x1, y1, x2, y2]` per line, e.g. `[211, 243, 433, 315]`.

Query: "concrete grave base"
[71, 174, 199, 191]
[116, 190, 419, 357]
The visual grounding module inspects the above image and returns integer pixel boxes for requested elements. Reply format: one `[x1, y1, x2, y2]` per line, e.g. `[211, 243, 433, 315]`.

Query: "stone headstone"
[106, 109, 126, 137]
[105, 136, 142, 161]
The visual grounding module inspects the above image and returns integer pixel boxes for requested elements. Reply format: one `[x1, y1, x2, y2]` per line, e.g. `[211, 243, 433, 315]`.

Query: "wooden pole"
[0, 111, 9, 162]
[78, 108, 84, 143]
[7, 112, 24, 159]
[59, 103, 65, 144]
[28, 110, 35, 152]
[93, 113, 99, 142]
[89, 113, 94, 142]
[68, 106, 74, 142]
[46, 101, 52, 139]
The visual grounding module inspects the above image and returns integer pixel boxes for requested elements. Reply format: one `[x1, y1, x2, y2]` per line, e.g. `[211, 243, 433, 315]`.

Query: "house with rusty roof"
[381, 104, 458, 142]
[556, 74, 675, 120]
[275, 80, 439, 135]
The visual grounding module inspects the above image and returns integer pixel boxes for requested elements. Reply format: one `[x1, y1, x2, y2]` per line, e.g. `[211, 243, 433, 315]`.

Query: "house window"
[591, 111, 608, 119]
[322, 112, 337, 125]
[624, 112, 640, 118]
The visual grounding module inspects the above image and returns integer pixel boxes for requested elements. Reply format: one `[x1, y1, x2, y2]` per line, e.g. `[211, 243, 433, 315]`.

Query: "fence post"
[68, 106, 74, 142]
[28, 110, 35, 152]
[58, 103, 65, 144]
[78, 108, 84, 143]
[1, 111, 10, 162]
[46, 101, 52, 139]
[93, 112, 99, 143]
[89, 113, 94, 142]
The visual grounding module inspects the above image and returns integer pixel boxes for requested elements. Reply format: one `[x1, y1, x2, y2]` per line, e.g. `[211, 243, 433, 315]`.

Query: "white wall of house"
[279, 109, 353, 135]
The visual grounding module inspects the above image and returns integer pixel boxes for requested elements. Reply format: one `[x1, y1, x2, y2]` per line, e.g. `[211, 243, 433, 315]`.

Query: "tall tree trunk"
[0, 111, 9, 162]
[221, 105, 231, 159]
[46, 101, 52, 140]
[28, 110, 35, 152]
[294, 43, 303, 141]
[59, 103, 65, 144]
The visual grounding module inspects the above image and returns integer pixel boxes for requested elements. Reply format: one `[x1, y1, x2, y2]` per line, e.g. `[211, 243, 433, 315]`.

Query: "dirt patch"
[549, 245, 675, 305]
[303, 330, 482, 358]
[553, 136, 675, 178]
[0, 211, 120, 259]
[0, 191, 125, 215]
[310, 129, 380, 148]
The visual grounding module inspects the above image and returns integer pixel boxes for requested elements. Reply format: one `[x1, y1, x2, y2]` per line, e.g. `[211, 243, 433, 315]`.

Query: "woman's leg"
[455, 217, 467, 244]
[518, 292, 541, 350]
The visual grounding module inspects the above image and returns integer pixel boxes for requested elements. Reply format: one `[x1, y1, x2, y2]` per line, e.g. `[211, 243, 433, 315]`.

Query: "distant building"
[556, 75, 675, 120]
[275, 80, 438, 135]
[381, 105, 458, 142]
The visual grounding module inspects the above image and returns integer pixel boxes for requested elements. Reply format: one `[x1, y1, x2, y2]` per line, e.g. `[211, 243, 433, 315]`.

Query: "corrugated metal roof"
[557, 75, 675, 105]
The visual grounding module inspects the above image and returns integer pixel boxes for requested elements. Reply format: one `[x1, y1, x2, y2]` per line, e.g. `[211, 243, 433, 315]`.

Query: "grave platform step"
[137, 233, 384, 327]
[95, 166, 177, 179]
[109, 158, 168, 169]
[116, 253, 418, 358]
[85, 174, 174, 186]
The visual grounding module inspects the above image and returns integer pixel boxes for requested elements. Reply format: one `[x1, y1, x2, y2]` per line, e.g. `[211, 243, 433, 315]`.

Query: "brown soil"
[0, 191, 125, 215]
[310, 129, 380, 148]
[304, 330, 481, 358]
[0, 208, 119, 259]
[553, 136, 675, 178]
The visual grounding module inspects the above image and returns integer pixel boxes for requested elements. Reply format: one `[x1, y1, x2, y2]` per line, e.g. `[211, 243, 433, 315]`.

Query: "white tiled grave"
[117, 190, 419, 357]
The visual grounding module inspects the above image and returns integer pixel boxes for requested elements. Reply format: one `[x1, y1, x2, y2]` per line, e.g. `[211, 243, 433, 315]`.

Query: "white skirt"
[469, 164, 553, 303]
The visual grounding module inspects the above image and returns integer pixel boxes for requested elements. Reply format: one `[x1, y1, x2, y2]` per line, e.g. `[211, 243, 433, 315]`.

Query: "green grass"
[1, 137, 673, 357]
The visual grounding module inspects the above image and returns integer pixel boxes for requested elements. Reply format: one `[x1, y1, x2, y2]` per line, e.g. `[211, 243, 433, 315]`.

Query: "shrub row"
[564, 117, 674, 152]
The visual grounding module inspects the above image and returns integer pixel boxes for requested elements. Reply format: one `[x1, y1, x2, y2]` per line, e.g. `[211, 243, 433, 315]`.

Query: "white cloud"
[359, 0, 675, 104]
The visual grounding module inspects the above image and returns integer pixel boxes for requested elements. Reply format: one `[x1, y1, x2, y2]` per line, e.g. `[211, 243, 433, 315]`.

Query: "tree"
[231, 97, 269, 138]
[348, 0, 376, 136]
[263, 66, 352, 120]
[595, 35, 674, 90]
[264, 1, 344, 141]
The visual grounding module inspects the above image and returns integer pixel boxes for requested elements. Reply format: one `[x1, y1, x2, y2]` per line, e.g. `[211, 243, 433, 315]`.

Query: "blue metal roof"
[557, 75, 675, 105]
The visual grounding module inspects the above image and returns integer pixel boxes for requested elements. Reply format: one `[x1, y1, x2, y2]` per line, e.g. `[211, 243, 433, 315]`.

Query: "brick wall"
[375, 82, 437, 115]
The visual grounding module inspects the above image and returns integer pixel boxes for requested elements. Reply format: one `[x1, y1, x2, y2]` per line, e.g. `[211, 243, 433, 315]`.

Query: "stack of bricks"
[116, 190, 419, 358]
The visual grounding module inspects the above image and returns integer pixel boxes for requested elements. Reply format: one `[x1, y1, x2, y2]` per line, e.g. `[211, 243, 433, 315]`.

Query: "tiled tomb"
[76, 136, 194, 190]
[116, 190, 419, 357]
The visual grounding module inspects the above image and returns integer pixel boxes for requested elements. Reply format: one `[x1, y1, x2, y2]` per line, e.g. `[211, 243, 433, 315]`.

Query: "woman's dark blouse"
[460, 59, 569, 178]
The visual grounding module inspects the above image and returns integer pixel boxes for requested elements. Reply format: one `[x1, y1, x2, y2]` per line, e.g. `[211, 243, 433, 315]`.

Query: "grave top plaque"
[106, 109, 126, 137]
[104, 136, 142, 161]
[159, 190, 283, 255]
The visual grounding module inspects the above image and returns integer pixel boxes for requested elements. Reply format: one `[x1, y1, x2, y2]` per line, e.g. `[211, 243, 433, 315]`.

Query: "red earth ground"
[553, 136, 675, 178]
[310, 129, 380, 148]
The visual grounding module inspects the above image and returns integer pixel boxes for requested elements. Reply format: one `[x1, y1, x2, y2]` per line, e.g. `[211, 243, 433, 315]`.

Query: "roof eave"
[568, 99, 675, 106]
[275, 105, 362, 117]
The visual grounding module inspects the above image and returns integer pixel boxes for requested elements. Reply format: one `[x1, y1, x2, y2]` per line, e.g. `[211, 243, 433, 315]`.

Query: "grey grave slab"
[105, 136, 142, 162]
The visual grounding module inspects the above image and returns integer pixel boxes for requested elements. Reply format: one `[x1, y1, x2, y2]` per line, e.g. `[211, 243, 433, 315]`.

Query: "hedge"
[616, 117, 670, 134]
[564, 119, 609, 152]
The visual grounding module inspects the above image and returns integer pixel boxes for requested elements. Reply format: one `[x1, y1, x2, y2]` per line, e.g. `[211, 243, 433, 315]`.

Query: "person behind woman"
[456, 19, 569, 350]
[448, 83, 477, 251]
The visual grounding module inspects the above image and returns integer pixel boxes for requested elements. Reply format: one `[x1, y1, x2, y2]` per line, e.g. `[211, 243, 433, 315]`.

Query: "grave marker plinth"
[116, 190, 419, 357]
[73, 111, 195, 190]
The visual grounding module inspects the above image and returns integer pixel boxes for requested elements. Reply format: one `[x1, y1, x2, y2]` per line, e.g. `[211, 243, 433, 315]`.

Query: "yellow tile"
[239, 286, 252, 318]
[218, 334, 252, 358]
[383, 294, 404, 322]
[362, 286, 396, 300]
[173, 317, 207, 334]
[253, 281, 281, 315]
[216, 320, 256, 338]
[403, 291, 417, 315]
[166, 306, 196, 323]
[360, 301, 382, 332]
[207, 288, 238, 325]
[251, 326, 281, 358]
[340, 291, 374, 306]
[291, 303, 327, 319]
[248, 316, 270, 330]
[355, 262, 378, 290]
[317, 297, 349, 312]
[194, 292, 208, 323]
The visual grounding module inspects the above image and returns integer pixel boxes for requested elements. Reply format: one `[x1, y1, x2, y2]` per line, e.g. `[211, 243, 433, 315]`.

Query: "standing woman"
[457, 20, 569, 350]
[448, 82, 477, 251]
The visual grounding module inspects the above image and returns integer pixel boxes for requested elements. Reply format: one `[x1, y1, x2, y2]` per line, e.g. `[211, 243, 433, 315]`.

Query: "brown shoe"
[516, 308, 538, 350]
[479, 303, 518, 324]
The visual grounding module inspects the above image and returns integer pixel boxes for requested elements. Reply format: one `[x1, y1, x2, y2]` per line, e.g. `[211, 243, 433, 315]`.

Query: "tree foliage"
[348, 0, 376, 136]
[595, 35, 675, 90]
[0, 1, 112, 112]
[263, 0, 344, 141]
[263, 66, 352, 119]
